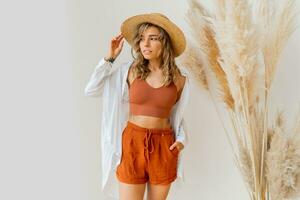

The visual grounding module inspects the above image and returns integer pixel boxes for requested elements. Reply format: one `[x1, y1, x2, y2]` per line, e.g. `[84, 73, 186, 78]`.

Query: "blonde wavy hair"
[130, 22, 182, 86]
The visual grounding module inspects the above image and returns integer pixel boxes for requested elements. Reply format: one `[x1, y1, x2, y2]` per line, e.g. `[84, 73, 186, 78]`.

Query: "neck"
[148, 58, 161, 72]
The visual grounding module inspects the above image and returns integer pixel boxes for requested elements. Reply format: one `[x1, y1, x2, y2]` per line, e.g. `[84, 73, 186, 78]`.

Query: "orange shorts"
[116, 121, 179, 185]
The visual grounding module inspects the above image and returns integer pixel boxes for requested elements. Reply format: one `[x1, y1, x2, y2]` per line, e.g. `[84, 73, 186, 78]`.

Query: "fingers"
[170, 141, 183, 151]
[116, 34, 123, 40]
[169, 142, 177, 150]
[120, 38, 124, 47]
[112, 33, 123, 41]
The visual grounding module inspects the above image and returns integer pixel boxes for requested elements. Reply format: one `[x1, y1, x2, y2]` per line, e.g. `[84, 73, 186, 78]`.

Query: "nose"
[142, 38, 150, 47]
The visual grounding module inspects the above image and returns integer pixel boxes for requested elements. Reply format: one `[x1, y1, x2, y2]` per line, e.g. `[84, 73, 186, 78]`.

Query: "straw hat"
[120, 13, 186, 57]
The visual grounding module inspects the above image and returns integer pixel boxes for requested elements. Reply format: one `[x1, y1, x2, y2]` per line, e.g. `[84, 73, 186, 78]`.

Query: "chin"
[142, 55, 152, 60]
[142, 54, 159, 61]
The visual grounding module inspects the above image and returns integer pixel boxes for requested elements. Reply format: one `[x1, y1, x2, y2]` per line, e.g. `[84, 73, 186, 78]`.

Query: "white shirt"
[84, 57, 190, 199]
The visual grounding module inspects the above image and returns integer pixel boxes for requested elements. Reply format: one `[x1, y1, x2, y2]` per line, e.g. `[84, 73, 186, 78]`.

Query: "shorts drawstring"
[144, 129, 154, 162]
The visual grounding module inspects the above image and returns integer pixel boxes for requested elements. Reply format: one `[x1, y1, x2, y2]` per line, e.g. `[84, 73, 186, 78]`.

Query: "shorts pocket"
[164, 134, 178, 178]
[119, 127, 138, 178]
[122, 127, 134, 153]
[164, 134, 179, 157]
[170, 146, 179, 157]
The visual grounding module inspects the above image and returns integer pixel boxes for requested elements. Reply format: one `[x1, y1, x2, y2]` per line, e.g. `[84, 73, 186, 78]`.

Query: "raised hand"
[105, 33, 124, 61]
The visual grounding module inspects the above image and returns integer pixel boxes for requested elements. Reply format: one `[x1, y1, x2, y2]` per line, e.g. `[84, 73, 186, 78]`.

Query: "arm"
[84, 33, 125, 97]
[84, 58, 114, 97]
[173, 73, 190, 150]
[175, 117, 188, 147]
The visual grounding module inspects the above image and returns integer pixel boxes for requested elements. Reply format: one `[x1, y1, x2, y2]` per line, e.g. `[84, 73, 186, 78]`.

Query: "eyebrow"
[141, 34, 159, 37]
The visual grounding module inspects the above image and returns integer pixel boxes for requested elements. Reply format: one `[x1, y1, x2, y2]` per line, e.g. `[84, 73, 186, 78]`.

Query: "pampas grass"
[182, 0, 300, 199]
[178, 41, 208, 90]
[256, 0, 299, 89]
[266, 110, 300, 200]
[184, 0, 235, 110]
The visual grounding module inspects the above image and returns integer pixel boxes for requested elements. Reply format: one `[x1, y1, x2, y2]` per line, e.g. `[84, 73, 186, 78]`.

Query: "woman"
[84, 13, 190, 200]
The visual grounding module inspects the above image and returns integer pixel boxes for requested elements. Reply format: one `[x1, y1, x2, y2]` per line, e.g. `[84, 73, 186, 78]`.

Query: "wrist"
[104, 56, 115, 63]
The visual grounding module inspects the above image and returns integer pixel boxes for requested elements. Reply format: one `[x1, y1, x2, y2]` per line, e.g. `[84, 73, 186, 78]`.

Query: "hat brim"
[121, 13, 186, 57]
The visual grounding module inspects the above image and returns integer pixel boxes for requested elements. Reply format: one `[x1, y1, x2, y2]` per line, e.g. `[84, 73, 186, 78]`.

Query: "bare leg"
[146, 183, 172, 200]
[118, 181, 146, 200]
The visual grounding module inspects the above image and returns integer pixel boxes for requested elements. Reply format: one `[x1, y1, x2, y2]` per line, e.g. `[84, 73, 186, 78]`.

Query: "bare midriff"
[128, 114, 172, 129]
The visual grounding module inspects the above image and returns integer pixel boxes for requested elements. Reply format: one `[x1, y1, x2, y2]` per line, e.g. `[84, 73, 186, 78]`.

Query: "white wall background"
[0, 0, 299, 200]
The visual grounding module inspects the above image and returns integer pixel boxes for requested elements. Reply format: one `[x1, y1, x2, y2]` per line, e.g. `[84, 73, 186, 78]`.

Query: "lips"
[143, 50, 152, 53]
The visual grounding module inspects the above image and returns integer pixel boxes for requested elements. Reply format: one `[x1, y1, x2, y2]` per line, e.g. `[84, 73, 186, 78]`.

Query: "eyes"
[140, 36, 160, 42]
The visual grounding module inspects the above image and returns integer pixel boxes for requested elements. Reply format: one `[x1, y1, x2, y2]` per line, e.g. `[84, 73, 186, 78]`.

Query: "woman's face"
[139, 26, 162, 61]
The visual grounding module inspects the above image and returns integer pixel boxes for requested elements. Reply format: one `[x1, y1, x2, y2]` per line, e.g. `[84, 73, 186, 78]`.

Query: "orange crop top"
[129, 76, 178, 118]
